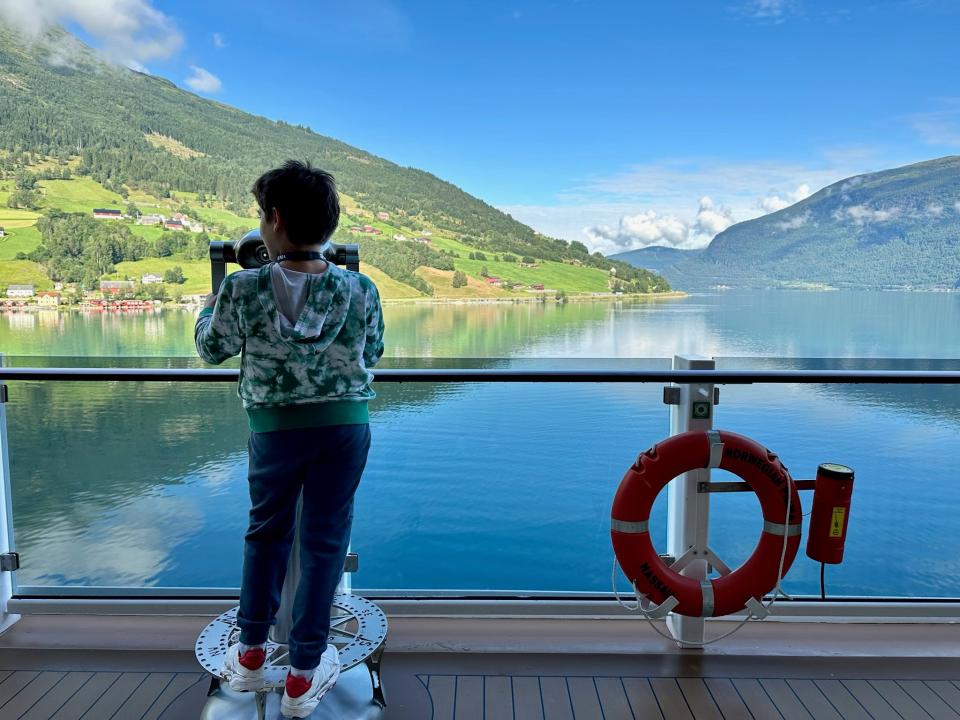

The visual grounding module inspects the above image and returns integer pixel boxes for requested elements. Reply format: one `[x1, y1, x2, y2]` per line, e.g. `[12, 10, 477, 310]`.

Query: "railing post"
[666, 354, 716, 647]
[0, 354, 19, 634]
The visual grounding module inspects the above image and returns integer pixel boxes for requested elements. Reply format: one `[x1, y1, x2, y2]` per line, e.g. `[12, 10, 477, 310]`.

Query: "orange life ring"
[611, 430, 802, 618]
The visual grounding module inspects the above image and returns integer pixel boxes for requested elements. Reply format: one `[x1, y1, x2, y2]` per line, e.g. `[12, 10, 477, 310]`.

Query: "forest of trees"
[24, 211, 209, 288]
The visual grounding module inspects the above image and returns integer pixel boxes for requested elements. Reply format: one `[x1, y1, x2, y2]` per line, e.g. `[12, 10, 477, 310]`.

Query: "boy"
[195, 160, 384, 717]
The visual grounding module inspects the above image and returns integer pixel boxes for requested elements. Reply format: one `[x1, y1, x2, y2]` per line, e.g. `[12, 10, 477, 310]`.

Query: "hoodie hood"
[257, 263, 351, 352]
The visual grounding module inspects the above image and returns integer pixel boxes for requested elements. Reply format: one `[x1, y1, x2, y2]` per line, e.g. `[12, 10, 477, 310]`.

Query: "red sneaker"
[239, 647, 266, 670]
[222, 644, 268, 691]
[280, 646, 340, 717]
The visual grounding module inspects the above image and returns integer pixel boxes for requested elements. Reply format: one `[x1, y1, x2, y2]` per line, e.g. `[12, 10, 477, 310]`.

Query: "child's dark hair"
[251, 160, 340, 245]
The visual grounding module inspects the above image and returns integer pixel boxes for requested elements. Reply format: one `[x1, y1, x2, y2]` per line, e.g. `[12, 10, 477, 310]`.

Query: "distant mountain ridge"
[610, 156, 960, 290]
[609, 246, 703, 274]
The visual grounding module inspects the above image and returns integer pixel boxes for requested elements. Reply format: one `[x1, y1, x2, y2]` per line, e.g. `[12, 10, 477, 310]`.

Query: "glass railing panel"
[709, 357, 960, 599]
[6, 356, 960, 598]
[5, 358, 672, 592]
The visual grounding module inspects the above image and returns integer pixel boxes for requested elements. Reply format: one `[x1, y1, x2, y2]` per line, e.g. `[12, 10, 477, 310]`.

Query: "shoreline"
[1, 290, 688, 312]
[377, 290, 688, 305]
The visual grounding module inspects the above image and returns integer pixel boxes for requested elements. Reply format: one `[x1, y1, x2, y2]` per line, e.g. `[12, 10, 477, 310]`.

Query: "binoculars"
[209, 230, 360, 293]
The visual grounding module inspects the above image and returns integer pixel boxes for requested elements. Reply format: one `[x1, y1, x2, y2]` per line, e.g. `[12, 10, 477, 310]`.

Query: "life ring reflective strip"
[611, 430, 802, 618]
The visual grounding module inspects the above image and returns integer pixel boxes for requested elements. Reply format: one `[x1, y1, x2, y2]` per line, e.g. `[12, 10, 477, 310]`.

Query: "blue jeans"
[237, 423, 371, 670]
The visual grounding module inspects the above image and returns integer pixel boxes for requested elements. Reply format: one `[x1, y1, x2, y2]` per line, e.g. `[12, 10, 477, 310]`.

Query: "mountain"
[617, 157, 960, 291]
[0, 26, 670, 298]
[609, 246, 702, 275]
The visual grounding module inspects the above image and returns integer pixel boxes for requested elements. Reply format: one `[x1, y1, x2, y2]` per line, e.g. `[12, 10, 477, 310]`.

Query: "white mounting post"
[0, 354, 19, 634]
[666, 354, 716, 647]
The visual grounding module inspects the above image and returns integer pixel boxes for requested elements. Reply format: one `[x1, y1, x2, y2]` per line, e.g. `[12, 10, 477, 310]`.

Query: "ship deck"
[2, 610, 959, 719]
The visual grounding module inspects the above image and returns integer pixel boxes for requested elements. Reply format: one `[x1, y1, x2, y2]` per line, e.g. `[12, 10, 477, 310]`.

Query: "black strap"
[275, 251, 325, 263]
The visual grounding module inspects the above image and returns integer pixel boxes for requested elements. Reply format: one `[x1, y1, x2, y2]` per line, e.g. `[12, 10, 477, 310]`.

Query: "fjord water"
[5, 290, 960, 598]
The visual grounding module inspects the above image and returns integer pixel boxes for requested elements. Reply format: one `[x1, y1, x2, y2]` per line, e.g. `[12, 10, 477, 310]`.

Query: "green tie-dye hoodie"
[195, 262, 384, 432]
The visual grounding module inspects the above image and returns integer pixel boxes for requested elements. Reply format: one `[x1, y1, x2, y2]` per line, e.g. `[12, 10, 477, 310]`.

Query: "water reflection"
[4, 291, 960, 596]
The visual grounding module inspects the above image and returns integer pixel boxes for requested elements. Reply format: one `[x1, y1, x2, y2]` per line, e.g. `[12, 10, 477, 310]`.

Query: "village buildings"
[6, 285, 35, 298]
[92, 208, 122, 220]
[99, 280, 135, 294]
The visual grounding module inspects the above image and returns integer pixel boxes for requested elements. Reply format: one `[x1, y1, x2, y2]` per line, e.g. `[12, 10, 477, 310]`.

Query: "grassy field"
[0, 206, 42, 228]
[0, 260, 53, 290]
[127, 224, 168, 242]
[39, 177, 126, 214]
[415, 267, 513, 299]
[107, 257, 211, 295]
[0, 225, 42, 260]
[191, 206, 255, 232]
[358, 264, 424, 299]
[1, 174, 624, 300]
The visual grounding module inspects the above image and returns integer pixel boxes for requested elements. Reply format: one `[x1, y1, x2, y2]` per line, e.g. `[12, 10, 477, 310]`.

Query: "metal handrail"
[0, 367, 959, 383]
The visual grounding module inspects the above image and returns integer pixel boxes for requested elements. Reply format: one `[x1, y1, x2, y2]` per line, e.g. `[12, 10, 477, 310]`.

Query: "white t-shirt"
[270, 263, 326, 337]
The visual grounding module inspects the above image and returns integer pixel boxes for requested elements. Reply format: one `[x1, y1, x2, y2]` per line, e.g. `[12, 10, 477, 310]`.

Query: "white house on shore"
[7, 285, 35, 298]
[142, 274, 164, 284]
[37, 291, 61, 306]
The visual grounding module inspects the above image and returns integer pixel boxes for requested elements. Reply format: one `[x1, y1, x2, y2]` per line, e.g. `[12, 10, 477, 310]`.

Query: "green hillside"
[0, 25, 670, 300]
[641, 157, 960, 290]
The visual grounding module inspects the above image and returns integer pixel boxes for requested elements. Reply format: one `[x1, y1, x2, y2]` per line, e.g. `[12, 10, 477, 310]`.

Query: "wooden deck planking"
[896, 681, 960, 720]
[760, 678, 814, 720]
[454, 675, 484, 720]
[48, 672, 121, 720]
[539, 676, 575, 720]
[595, 677, 636, 719]
[141, 673, 205, 720]
[676, 678, 722, 720]
[703, 678, 753, 720]
[0, 670, 40, 709]
[1, 665, 959, 719]
[926, 681, 960, 713]
[841, 679, 904, 720]
[19, 672, 94, 720]
[870, 679, 939, 719]
[0, 672, 65, 719]
[423, 675, 456, 720]
[511, 677, 544, 720]
[813, 680, 873, 720]
[484, 676, 513, 719]
[785, 679, 843, 720]
[648, 679, 693, 720]
[620, 678, 664, 720]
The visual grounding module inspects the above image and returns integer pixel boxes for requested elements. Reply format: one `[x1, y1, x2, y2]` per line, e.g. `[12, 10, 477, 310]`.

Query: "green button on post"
[692, 401, 711, 419]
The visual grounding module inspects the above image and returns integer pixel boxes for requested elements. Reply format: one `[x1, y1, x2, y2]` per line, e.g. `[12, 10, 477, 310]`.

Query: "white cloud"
[925, 203, 944, 218]
[759, 183, 811, 213]
[775, 211, 811, 230]
[583, 197, 738, 254]
[736, 0, 799, 21]
[694, 196, 736, 238]
[833, 204, 901, 225]
[911, 100, 960, 146]
[0, 0, 183, 66]
[185, 66, 222, 93]
[503, 151, 913, 254]
[212, 32, 227, 49]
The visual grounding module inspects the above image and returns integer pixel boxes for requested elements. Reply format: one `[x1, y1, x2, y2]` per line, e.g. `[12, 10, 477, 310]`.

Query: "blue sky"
[2, 0, 959, 254]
